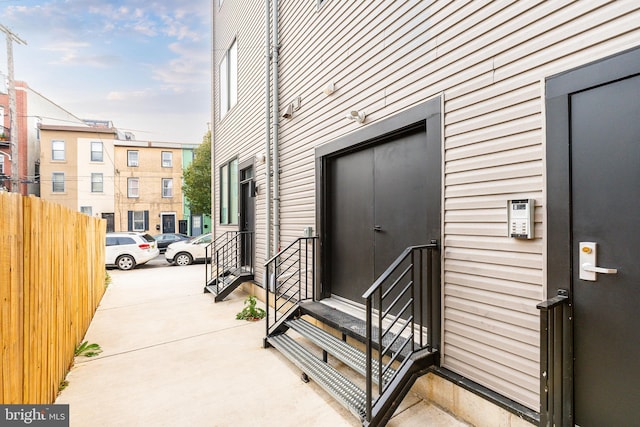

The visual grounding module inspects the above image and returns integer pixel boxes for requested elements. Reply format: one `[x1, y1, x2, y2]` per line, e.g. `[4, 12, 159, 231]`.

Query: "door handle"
[373, 225, 382, 232]
[579, 242, 618, 281]
[581, 263, 617, 274]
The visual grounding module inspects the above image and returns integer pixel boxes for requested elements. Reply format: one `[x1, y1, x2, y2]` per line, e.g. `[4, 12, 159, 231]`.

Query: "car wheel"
[174, 252, 193, 266]
[116, 255, 136, 270]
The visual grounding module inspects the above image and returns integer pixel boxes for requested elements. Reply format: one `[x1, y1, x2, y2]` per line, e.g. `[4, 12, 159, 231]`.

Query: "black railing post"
[365, 296, 373, 423]
[426, 246, 433, 350]
[265, 262, 271, 338]
[298, 239, 302, 303]
[313, 237, 316, 299]
[205, 244, 209, 285]
[410, 249, 416, 353]
[537, 289, 571, 427]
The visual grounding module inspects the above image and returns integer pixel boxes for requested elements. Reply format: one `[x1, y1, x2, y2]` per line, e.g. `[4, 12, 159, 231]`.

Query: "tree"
[182, 131, 211, 214]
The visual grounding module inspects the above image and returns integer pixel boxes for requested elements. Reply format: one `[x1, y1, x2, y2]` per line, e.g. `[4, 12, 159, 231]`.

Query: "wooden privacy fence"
[0, 192, 106, 404]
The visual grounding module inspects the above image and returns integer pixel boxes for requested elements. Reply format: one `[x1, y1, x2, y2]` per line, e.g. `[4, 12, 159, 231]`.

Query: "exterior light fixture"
[322, 82, 335, 96]
[282, 103, 294, 119]
[345, 110, 366, 123]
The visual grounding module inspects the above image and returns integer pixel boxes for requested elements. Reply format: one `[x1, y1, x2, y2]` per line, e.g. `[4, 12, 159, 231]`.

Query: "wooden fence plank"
[0, 192, 106, 404]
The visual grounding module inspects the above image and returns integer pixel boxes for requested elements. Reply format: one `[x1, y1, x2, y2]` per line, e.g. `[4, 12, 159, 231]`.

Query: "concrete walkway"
[56, 257, 467, 426]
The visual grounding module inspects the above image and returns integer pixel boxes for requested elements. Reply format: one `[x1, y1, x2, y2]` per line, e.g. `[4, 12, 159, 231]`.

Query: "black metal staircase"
[204, 231, 254, 302]
[264, 239, 440, 426]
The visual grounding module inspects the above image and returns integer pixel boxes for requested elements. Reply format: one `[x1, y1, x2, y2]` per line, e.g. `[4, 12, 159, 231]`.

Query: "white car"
[165, 233, 213, 266]
[106, 232, 160, 270]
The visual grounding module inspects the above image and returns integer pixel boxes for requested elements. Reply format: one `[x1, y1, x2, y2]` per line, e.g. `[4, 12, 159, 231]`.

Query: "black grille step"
[286, 318, 395, 387]
[204, 272, 254, 302]
[267, 333, 366, 420]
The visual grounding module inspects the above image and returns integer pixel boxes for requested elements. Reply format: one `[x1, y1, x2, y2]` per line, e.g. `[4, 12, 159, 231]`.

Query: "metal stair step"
[286, 318, 395, 387]
[267, 333, 366, 420]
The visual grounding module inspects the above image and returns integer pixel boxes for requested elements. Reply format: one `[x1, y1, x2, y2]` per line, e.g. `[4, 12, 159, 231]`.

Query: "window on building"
[219, 39, 237, 118]
[52, 140, 65, 161]
[128, 210, 149, 232]
[80, 206, 92, 216]
[219, 158, 238, 224]
[0, 155, 4, 174]
[162, 178, 173, 198]
[52, 172, 65, 192]
[91, 141, 103, 162]
[127, 177, 139, 198]
[128, 150, 139, 167]
[91, 173, 103, 192]
[162, 151, 173, 167]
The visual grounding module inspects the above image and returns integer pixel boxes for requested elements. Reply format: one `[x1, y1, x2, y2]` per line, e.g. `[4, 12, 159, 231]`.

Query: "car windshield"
[193, 234, 212, 244]
[142, 234, 155, 243]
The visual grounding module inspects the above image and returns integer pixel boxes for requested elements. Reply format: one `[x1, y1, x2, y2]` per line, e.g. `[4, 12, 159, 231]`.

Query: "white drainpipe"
[272, 0, 281, 255]
[264, 0, 272, 260]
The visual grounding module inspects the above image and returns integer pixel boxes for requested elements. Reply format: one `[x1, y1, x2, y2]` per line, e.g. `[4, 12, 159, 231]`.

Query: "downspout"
[272, 0, 281, 255]
[211, 3, 217, 239]
[265, 0, 271, 260]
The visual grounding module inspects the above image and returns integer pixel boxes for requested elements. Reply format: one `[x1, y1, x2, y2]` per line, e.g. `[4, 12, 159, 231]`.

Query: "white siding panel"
[445, 176, 543, 198]
[446, 160, 542, 186]
[213, 0, 640, 412]
[445, 247, 542, 270]
[444, 349, 539, 409]
[445, 271, 541, 301]
[445, 192, 543, 210]
[446, 307, 538, 346]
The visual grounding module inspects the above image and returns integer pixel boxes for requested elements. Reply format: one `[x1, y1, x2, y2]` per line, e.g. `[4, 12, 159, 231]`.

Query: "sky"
[0, 0, 211, 143]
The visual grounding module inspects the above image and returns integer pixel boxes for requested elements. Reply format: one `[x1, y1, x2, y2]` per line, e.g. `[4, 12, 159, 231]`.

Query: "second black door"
[329, 128, 429, 303]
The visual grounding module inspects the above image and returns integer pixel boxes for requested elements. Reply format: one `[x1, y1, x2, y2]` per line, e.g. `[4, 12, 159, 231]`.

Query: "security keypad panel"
[507, 199, 534, 239]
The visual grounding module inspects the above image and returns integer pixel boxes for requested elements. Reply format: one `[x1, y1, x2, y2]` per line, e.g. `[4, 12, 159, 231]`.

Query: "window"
[129, 210, 147, 232]
[52, 172, 65, 192]
[0, 155, 3, 174]
[219, 158, 238, 224]
[219, 39, 237, 118]
[52, 140, 65, 161]
[162, 178, 173, 198]
[128, 150, 139, 167]
[91, 173, 103, 193]
[80, 206, 92, 216]
[91, 141, 103, 162]
[162, 151, 173, 167]
[127, 177, 139, 198]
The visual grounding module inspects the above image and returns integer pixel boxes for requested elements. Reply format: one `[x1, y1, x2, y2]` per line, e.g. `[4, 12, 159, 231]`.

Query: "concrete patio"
[56, 257, 467, 426]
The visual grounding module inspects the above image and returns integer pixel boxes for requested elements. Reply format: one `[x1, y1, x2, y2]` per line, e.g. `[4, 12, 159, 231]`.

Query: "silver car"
[106, 232, 160, 270]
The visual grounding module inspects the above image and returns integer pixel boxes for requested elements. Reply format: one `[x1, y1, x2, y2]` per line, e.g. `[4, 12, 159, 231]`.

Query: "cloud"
[1, 0, 212, 144]
[151, 41, 210, 91]
[106, 90, 151, 101]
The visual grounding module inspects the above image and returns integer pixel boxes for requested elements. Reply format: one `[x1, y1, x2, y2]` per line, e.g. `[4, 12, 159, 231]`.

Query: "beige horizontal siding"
[214, 0, 640, 412]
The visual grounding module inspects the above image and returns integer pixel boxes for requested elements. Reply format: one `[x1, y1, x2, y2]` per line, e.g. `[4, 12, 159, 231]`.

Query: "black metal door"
[373, 132, 428, 278]
[239, 167, 255, 267]
[330, 148, 375, 302]
[571, 74, 640, 426]
[330, 130, 428, 303]
[162, 214, 175, 233]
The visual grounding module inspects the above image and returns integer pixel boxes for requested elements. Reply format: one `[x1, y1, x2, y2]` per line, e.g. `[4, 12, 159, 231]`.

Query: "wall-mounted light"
[345, 110, 366, 123]
[282, 103, 294, 119]
[322, 82, 335, 96]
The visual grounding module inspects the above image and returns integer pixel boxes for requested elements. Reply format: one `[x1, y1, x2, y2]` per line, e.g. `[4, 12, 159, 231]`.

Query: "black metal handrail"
[205, 231, 254, 292]
[265, 237, 317, 337]
[537, 289, 572, 427]
[362, 243, 438, 423]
